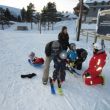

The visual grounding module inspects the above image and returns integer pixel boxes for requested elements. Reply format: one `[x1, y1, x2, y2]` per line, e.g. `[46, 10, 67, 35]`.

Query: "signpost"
[76, 0, 83, 41]
[96, 9, 110, 48]
[97, 10, 110, 35]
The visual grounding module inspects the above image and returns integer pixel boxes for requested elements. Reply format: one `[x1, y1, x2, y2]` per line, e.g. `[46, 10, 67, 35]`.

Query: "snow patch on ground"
[0, 20, 110, 110]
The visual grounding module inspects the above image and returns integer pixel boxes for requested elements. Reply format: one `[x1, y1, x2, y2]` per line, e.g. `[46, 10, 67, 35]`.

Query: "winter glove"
[84, 72, 90, 78]
[21, 73, 36, 78]
[70, 62, 75, 67]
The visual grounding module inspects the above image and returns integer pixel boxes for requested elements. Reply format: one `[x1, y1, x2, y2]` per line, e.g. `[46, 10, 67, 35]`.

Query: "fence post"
[94, 34, 98, 43]
[101, 39, 105, 50]
[86, 32, 89, 43]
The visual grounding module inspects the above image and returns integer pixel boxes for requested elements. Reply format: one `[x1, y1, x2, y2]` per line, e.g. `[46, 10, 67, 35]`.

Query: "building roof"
[85, 0, 110, 3]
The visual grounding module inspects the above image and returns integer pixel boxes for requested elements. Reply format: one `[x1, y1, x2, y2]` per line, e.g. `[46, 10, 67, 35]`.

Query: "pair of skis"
[66, 66, 81, 77]
[49, 77, 63, 95]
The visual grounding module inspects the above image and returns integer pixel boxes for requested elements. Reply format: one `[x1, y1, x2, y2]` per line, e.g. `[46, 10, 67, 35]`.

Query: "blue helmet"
[68, 51, 77, 61]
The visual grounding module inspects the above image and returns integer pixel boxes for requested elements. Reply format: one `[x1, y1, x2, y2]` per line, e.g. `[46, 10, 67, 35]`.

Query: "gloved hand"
[84, 72, 90, 77]
[70, 62, 75, 67]
[57, 58, 61, 62]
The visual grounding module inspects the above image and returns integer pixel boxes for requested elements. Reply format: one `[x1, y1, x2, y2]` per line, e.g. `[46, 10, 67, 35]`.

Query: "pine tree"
[17, 15, 22, 22]
[26, 3, 35, 29]
[41, 2, 58, 30]
[26, 3, 35, 22]
[101, 1, 106, 5]
[4, 8, 11, 20]
[10, 14, 17, 21]
[47, 2, 57, 30]
[41, 6, 48, 29]
[21, 7, 26, 22]
[0, 8, 5, 30]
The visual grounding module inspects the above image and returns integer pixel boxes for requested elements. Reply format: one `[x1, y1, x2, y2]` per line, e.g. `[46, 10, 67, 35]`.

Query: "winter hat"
[29, 52, 35, 59]
[93, 43, 102, 50]
[62, 26, 67, 32]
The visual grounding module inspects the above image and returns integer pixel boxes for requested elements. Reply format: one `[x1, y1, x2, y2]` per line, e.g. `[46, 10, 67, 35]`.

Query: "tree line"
[21, 2, 63, 30]
[0, 7, 18, 22]
[0, 2, 64, 30]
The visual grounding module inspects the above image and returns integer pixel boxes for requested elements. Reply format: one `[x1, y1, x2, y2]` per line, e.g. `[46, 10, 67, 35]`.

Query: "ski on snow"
[49, 77, 63, 96]
[67, 66, 81, 76]
[57, 79, 63, 96]
[49, 77, 56, 95]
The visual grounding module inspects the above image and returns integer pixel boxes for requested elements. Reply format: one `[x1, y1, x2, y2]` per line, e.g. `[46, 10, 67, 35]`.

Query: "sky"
[0, 0, 80, 12]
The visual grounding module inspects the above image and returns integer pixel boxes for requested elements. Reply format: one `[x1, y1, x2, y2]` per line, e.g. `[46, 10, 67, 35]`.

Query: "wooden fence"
[80, 29, 110, 42]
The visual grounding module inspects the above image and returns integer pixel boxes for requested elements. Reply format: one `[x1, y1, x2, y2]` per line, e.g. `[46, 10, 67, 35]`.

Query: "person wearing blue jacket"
[67, 43, 78, 64]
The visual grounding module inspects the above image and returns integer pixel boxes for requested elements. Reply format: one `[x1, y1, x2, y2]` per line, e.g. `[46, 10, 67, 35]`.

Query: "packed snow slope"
[0, 20, 110, 110]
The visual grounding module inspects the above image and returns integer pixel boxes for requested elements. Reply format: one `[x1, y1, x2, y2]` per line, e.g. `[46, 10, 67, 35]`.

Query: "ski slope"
[0, 20, 110, 110]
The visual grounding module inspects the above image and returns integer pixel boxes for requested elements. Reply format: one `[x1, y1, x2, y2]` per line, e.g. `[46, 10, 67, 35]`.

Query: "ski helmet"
[70, 43, 76, 50]
[59, 51, 67, 60]
[93, 43, 102, 50]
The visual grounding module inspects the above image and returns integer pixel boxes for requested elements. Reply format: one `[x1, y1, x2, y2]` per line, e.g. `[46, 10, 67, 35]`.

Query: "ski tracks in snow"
[1, 79, 16, 106]
[63, 95, 76, 110]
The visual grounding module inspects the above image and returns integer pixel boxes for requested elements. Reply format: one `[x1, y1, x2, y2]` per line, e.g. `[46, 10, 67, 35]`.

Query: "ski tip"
[51, 92, 56, 95]
[57, 88, 63, 96]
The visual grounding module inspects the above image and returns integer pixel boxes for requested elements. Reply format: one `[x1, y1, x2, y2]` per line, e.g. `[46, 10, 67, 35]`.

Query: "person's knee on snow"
[83, 42, 107, 85]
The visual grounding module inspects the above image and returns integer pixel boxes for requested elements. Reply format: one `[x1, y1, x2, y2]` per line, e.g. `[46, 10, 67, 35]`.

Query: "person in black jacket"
[58, 26, 70, 50]
[75, 48, 88, 70]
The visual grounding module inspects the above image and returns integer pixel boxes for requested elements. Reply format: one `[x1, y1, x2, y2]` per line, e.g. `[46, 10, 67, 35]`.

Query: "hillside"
[0, 5, 21, 17]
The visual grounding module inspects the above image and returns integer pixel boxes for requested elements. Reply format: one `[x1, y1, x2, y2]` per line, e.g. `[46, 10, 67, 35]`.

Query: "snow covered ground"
[0, 20, 110, 110]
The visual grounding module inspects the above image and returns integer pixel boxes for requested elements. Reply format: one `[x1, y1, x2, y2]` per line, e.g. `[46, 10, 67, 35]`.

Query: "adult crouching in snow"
[82, 43, 107, 85]
[42, 40, 63, 85]
[58, 26, 70, 51]
[75, 48, 88, 70]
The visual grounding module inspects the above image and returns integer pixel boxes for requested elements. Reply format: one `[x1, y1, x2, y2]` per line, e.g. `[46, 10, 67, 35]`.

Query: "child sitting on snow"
[67, 43, 78, 67]
[29, 52, 44, 64]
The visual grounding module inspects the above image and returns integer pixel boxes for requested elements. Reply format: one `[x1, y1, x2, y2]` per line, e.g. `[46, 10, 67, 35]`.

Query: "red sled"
[33, 57, 44, 64]
[83, 76, 104, 85]
[28, 58, 44, 67]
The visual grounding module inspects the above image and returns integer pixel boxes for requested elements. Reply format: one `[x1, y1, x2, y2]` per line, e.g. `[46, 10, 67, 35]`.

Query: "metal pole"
[86, 32, 89, 43]
[76, 0, 83, 41]
[40, 14, 41, 34]
[2, 21, 4, 30]
[31, 20, 32, 30]
[94, 34, 98, 43]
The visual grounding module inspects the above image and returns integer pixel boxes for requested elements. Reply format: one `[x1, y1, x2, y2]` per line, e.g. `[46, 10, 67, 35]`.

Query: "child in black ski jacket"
[51, 41, 67, 82]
